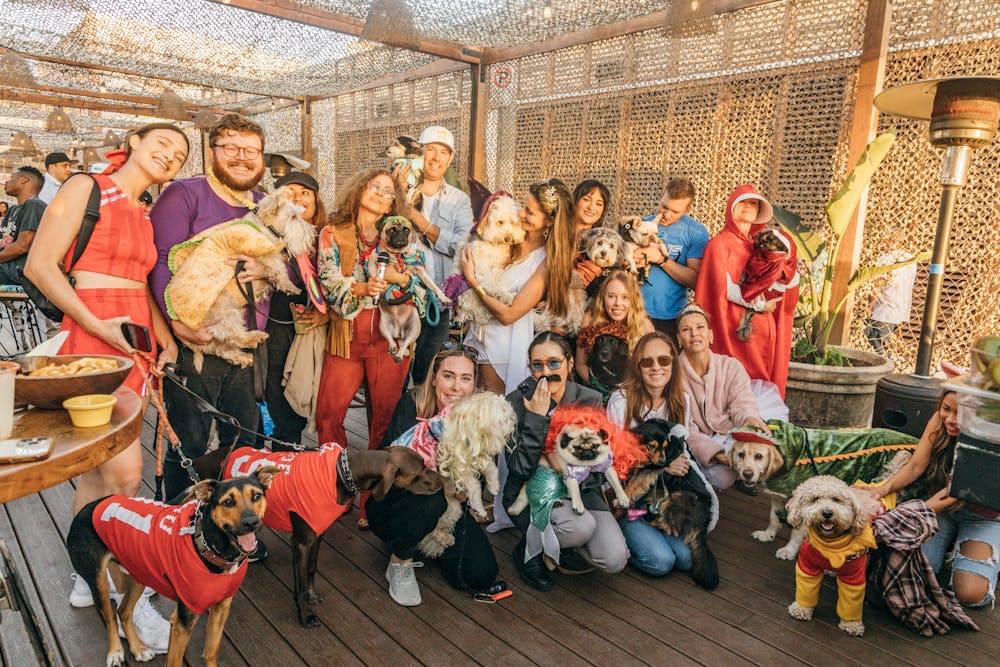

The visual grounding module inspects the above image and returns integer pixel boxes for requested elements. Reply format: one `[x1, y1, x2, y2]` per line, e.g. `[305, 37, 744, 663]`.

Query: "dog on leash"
[67, 470, 278, 667]
[785, 476, 883, 636]
[165, 187, 316, 371]
[617, 215, 669, 284]
[728, 423, 916, 559]
[735, 227, 798, 341]
[370, 215, 452, 362]
[198, 444, 442, 627]
[625, 419, 720, 589]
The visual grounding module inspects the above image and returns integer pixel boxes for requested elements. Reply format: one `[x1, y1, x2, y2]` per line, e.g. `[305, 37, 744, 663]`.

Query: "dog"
[196, 444, 442, 627]
[165, 187, 316, 371]
[579, 225, 629, 298]
[447, 193, 525, 335]
[67, 470, 278, 667]
[384, 392, 516, 558]
[728, 423, 916, 559]
[532, 274, 588, 336]
[617, 215, 669, 284]
[385, 135, 423, 189]
[625, 419, 720, 589]
[735, 227, 798, 341]
[785, 476, 883, 636]
[370, 215, 452, 362]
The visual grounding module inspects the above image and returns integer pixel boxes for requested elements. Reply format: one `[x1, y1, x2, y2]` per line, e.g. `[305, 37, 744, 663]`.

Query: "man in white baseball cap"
[392, 125, 472, 385]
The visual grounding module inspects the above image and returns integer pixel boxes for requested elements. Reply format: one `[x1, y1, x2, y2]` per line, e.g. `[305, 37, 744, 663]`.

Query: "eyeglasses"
[638, 355, 672, 369]
[529, 358, 564, 373]
[440, 341, 478, 360]
[212, 144, 262, 160]
[367, 182, 396, 200]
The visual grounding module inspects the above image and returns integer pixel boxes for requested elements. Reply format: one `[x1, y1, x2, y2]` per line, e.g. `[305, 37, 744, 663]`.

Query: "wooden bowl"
[14, 355, 133, 409]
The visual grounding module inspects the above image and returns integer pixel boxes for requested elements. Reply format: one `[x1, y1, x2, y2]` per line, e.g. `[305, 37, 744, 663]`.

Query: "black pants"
[257, 293, 307, 449]
[366, 486, 499, 592]
[162, 344, 260, 500]
[409, 308, 453, 388]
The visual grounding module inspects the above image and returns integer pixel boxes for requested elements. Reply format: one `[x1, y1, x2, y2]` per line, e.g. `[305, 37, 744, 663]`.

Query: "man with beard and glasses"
[149, 114, 271, 510]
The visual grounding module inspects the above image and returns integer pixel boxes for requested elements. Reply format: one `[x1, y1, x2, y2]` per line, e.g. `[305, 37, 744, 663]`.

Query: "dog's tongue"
[237, 533, 258, 553]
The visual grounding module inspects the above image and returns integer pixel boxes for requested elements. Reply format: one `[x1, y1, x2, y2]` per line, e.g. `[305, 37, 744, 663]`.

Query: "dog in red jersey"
[67, 469, 277, 667]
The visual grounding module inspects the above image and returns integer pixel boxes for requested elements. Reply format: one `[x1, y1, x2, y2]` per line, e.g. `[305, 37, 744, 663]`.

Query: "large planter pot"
[785, 345, 895, 428]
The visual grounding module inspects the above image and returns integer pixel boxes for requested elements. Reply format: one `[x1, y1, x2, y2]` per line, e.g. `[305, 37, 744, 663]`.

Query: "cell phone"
[517, 375, 539, 398]
[0, 437, 53, 463]
[121, 323, 152, 353]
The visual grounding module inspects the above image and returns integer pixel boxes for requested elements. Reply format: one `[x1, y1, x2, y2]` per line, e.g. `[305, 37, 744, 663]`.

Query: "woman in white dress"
[459, 179, 576, 394]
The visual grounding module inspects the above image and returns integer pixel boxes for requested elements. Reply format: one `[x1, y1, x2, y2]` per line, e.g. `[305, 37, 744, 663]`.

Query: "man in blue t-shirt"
[636, 177, 710, 338]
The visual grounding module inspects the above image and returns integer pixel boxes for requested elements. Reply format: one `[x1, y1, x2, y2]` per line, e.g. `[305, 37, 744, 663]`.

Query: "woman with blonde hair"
[459, 178, 576, 394]
[576, 270, 654, 401]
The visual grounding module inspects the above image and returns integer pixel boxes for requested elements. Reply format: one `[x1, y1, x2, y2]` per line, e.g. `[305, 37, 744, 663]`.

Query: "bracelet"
[474, 285, 486, 299]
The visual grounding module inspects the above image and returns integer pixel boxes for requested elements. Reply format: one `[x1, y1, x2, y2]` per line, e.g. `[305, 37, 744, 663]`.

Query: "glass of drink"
[0, 361, 18, 439]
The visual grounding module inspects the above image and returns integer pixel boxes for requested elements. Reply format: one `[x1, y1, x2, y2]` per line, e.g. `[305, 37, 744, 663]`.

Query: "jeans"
[409, 309, 453, 387]
[865, 318, 899, 356]
[921, 508, 1000, 607]
[619, 516, 693, 576]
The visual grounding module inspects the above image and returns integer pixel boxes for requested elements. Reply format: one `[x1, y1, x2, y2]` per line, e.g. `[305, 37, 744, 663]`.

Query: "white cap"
[88, 162, 110, 174]
[418, 126, 455, 152]
[731, 192, 773, 225]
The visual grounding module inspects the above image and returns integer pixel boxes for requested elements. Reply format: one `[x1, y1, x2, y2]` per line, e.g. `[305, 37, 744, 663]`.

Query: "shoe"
[734, 480, 759, 496]
[70, 573, 156, 608]
[247, 538, 268, 563]
[385, 560, 423, 606]
[555, 548, 595, 575]
[115, 596, 170, 655]
[513, 539, 553, 592]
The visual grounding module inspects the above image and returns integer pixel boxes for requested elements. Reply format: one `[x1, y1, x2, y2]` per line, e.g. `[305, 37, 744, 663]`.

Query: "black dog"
[626, 419, 720, 589]
[67, 470, 277, 667]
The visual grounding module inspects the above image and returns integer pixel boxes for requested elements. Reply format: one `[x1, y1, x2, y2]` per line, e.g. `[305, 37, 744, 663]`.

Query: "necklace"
[207, 166, 257, 211]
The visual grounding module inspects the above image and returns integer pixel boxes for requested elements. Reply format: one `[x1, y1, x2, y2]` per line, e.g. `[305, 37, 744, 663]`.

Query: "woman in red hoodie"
[694, 184, 798, 397]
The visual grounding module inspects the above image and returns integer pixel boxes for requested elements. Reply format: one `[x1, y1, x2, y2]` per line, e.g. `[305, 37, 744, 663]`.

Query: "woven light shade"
[102, 129, 122, 147]
[193, 108, 217, 130]
[0, 156, 12, 170]
[0, 50, 36, 88]
[9, 131, 33, 154]
[361, 0, 420, 49]
[82, 147, 101, 164]
[663, 0, 717, 38]
[155, 88, 187, 120]
[45, 107, 76, 133]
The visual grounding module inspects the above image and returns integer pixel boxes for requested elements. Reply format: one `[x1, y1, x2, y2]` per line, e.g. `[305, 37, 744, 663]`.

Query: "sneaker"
[69, 573, 94, 608]
[115, 596, 170, 655]
[385, 560, 423, 606]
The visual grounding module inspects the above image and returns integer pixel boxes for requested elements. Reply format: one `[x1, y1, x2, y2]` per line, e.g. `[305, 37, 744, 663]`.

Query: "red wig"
[543, 405, 648, 480]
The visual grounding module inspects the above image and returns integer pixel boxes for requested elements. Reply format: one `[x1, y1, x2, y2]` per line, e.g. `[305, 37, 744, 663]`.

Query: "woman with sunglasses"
[314, 168, 411, 529]
[675, 304, 769, 492]
[366, 344, 499, 606]
[500, 332, 627, 591]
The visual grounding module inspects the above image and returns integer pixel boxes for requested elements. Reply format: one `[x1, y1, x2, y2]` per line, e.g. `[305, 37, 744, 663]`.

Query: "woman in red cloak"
[694, 184, 798, 396]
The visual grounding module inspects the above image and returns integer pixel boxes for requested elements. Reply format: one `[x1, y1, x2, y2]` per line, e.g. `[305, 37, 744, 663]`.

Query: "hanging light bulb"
[45, 107, 75, 133]
[542, 0, 553, 19]
[270, 98, 276, 110]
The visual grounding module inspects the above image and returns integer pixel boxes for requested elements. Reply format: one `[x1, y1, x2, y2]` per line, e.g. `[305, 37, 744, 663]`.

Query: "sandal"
[357, 517, 369, 530]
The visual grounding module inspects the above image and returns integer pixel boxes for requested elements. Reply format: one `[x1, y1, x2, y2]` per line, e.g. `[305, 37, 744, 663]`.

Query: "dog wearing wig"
[444, 193, 525, 336]
[388, 392, 517, 558]
[617, 215, 669, 284]
[735, 227, 798, 341]
[165, 187, 316, 371]
[785, 475, 884, 636]
[625, 419, 720, 589]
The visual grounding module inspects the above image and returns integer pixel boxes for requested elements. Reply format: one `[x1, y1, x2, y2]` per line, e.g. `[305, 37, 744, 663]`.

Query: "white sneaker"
[385, 560, 423, 607]
[69, 573, 156, 608]
[115, 596, 170, 655]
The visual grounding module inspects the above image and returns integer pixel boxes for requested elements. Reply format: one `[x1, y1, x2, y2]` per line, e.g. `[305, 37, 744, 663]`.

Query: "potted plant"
[773, 130, 930, 427]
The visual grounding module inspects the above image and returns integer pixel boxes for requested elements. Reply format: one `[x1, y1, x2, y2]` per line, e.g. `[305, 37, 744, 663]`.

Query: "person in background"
[865, 230, 917, 357]
[0, 166, 45, 286]
[0, 201, 9, 220]
[138, 190, 153, 213]
[38, 151, 75, 205]
[392, 126, 474, 387]
[637, 177, 709, 340]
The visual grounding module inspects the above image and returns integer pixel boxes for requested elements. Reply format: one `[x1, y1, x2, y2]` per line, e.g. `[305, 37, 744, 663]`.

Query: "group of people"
[6, 113, 993, 649]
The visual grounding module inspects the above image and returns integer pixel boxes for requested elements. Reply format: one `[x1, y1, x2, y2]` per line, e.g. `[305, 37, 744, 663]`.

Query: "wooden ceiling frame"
[1, 89, 195, 121]
[13, 83, 233, 115]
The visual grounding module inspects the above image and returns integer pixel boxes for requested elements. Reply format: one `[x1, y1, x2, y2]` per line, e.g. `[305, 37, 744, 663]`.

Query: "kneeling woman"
[502, 332, 628, 591]
[366, 345, 498, 606]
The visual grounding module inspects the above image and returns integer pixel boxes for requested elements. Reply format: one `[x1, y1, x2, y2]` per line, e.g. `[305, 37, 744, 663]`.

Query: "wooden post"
[301, 96, 313, 174]
[828, 0, 891, 345]
[468, 62, 488, 183]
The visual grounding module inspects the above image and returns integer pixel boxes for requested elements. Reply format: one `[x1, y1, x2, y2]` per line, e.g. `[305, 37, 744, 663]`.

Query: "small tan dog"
[785, 476, 883, 636]
[166, 188, 315, 371]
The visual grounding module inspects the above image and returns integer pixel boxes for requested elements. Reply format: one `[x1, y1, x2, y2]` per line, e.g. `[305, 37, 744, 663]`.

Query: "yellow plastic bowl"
[63, 394, 117, 428]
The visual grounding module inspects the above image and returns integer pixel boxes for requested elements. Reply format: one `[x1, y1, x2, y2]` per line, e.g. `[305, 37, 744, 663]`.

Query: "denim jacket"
[417, 182, 474, 285]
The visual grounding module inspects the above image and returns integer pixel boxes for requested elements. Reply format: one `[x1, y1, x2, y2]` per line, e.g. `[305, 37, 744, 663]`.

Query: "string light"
[542, 0, 553, 19]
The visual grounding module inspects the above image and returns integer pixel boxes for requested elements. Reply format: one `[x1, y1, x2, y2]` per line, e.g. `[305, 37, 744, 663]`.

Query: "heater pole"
[914, 185, 959, 377]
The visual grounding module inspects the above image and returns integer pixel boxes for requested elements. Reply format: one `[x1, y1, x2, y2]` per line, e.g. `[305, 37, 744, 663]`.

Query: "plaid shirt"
[867, 500, 979, 636]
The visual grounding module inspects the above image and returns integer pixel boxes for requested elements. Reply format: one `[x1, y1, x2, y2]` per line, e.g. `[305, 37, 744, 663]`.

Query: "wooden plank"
[0, 506, 56, 667]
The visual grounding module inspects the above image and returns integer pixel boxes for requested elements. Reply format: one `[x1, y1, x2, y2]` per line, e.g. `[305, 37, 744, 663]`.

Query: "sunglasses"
[638, 355, 672, 369]
[529, 358, 564, 373]
[440, 341, 478, 359]
[367, 182, 396, 200]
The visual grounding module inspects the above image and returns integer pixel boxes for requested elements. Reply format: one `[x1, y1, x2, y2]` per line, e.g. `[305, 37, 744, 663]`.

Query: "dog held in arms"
[617, 215, 670, 284]
[370, 215, 452, 362]
[785, 475, 885, 636]
[194, 444, 443, 627]
[164, 187, 315, 372]
[385, 135, 423, 189]
[579, 225, 630, 298]
[67, 469, 279, 667]
[625, 419, 720, 589]
[733, 227, 798, 341]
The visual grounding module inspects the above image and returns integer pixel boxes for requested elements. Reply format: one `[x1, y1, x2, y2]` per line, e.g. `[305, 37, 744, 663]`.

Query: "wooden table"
[0, 387, 143, 504]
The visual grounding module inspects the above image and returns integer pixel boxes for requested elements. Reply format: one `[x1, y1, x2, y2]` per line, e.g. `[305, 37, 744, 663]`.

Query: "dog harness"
[93, 496, 247, 615]
[223, 443, 351, 536]
[795, 526, 876, 622]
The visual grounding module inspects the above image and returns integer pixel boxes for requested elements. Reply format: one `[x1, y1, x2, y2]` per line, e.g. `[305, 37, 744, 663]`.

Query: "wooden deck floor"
[3, 406, 998, 666]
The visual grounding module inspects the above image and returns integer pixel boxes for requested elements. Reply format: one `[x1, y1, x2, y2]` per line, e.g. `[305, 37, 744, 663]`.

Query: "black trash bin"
[872, 374, 943, 438]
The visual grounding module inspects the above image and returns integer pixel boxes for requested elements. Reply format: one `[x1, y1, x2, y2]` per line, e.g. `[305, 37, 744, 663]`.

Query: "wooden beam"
[310, 59, 468, 101]
[468, 63, 487, 182]
[301, 96, 313, 172]
[23, 83, 231, 114]
[828, 0, 892, 346]
[0, 89, 189, 121]
[484, 0, 783, 63]
[208, 0, 483, 64]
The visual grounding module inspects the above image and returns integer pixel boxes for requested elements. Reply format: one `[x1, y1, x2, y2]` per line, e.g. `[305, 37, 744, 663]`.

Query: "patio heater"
[870, 76, 1000, 435]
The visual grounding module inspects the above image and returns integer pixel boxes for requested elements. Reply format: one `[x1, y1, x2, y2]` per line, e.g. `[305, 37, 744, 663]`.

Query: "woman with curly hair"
[459, 178, 576, 394]
[314, 168, 410, 527]
[576, 270, 654, 402]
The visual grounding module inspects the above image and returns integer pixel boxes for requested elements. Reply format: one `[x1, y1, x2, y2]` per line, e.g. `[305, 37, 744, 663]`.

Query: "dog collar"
[337, 450, 360, 496]
[192, 504, 248, 575]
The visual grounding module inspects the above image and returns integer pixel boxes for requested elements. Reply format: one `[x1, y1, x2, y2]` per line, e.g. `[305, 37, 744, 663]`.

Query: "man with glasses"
[391, 126, 473, 386]
[149, 114, 271, 511]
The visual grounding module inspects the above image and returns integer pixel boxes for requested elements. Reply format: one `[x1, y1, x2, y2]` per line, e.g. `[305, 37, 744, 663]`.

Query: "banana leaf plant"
[774, 130, 930, 366]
